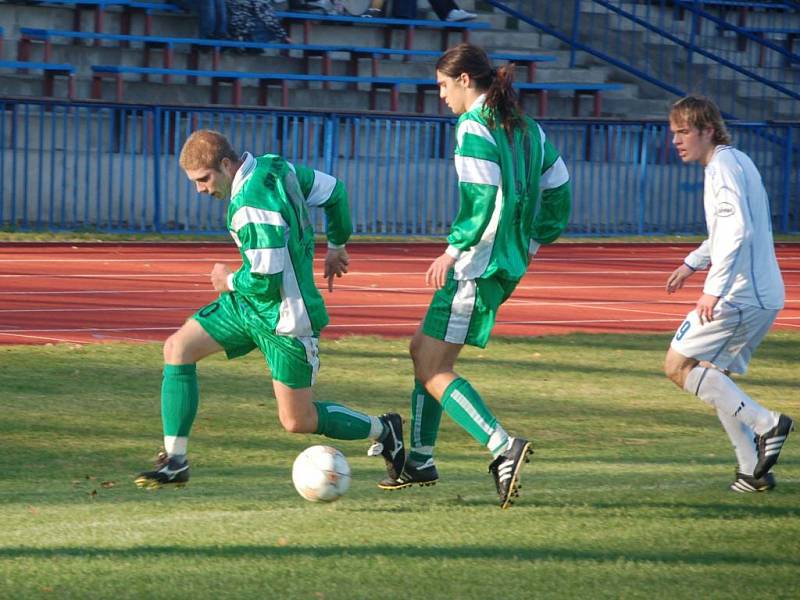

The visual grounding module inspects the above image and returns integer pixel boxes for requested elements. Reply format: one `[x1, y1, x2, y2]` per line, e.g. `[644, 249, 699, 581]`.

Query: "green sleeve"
[293, 164, 352, 246]
[530, 140, 571, 247]
[447, 119, 501, 251]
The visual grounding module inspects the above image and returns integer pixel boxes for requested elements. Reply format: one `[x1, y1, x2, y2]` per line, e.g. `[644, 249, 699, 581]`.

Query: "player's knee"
[664, 355, 689, 388]
[280, 414, 315, 434]
[163, 333, 183, 363]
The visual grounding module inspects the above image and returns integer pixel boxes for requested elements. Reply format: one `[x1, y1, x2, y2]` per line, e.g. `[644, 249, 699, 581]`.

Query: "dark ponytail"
[436, 43, 525, 134]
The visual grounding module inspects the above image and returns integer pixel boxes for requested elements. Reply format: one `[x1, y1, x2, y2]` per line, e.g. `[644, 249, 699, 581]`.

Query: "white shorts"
[670, 300, 779, 374]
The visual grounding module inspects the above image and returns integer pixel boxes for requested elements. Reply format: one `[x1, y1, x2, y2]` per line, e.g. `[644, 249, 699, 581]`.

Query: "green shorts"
[422, 271, 518, 348]
[192, 292, 319, 389]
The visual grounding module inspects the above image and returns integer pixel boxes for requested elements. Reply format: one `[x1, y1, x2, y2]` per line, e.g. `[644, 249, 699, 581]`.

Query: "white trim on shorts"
[444, 279, 477, 344]
[670, 300, 779, 374]
[296, 336, 320, 386]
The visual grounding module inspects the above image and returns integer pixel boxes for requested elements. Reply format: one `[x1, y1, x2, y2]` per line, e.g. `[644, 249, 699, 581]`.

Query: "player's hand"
[695, 293, 719, 325]
[425, 253, 456, 290]
[211, 262, 233, 292]
[324, 247, 349, 292]
[666, 264, 695, 294]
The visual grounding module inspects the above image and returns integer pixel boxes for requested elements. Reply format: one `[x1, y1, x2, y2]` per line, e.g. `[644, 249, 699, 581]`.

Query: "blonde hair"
[669, 96, 732, 146]
[179, 129, 239, 171]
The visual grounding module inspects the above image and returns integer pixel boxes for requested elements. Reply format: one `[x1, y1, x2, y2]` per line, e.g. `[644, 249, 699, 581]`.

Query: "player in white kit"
[663, 96, 793, 493]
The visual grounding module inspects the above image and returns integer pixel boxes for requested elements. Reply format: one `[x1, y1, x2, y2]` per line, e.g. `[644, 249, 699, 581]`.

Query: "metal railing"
[487, 0, 800, 121]
[1, 98, 798, 234]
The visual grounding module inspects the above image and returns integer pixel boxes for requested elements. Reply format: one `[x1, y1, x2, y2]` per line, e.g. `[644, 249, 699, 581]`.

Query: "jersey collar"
[231, 152, 255, 198]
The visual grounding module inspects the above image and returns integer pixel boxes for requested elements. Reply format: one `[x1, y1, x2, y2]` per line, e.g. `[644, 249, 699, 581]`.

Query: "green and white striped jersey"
[446, 95, 572, 282]
[226, 152, 352, 337]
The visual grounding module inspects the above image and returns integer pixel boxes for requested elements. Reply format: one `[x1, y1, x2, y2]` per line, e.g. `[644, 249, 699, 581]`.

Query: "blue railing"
[1, 99, 798, 234]
[487, 0, 800, 121]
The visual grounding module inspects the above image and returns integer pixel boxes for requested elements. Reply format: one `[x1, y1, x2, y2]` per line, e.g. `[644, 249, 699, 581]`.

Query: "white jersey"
[683, 146, 784, 310]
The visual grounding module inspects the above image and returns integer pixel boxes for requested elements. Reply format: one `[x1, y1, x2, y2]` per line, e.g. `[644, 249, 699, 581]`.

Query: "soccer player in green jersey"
[135, 129, 405, 488]
[377, 44, 572, 508]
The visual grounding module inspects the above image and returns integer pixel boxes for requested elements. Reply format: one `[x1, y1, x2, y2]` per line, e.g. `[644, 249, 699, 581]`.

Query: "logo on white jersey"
[716, 201, 736, 217]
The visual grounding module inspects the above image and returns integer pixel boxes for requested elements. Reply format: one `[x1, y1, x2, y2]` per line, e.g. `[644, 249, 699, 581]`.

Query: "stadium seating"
[273, 10, 490, 51]
[0, 59, 75, 98]
[89, 64, 622, 116]
[17, 28, 556, 85]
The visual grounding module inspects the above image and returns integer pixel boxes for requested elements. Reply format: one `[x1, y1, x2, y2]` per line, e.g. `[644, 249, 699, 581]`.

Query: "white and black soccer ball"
[291, 445, 351, 503]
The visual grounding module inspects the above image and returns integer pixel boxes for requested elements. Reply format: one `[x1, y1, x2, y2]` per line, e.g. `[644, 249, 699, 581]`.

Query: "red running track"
[0, 242, 798, 345]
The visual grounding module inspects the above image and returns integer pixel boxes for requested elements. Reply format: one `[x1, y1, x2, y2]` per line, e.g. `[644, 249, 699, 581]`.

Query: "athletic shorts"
[192, 292, 319, 389]
[422, 270, 518, 348]
[670, 300, 779, 374]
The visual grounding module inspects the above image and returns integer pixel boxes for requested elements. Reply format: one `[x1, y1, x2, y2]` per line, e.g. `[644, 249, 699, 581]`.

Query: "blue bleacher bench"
[37, 0, 181, 42]
[738, 27, 800, 65]
[19, 28, 556, 87]
[0, 60, 75, 98]
[90, 64, 622, 116]
[273, 10, 490, 53]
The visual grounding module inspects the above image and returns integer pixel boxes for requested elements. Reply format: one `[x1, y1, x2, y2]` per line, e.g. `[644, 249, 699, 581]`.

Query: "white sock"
[684, 366, 778, 434]
[487, 425, 510, 458]
[164, 435, 187, 457]
[716, 409, 758, 475]
[369, 416, 384, 440]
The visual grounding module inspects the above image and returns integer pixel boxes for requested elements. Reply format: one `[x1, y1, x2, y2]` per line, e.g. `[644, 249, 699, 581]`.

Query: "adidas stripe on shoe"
[730, 471, 775, 493]
[378, 459, 438, 490]
[753, 414, 794, 479]
[488, 437, 532, 509]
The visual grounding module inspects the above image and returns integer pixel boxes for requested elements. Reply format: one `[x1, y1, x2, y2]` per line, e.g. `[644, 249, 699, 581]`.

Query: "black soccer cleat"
[378, 459, 439, 490]
[367, 413, 406, 481]
[730, 470, 776, 493]
[135, 450, 190, 489]
[753, 414, 794, 479]
[488, 437, 532, 509]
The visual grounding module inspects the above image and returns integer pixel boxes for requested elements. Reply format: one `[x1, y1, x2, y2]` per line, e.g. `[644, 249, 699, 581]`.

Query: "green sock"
[408, 379, 442, 465]
[314, 402, 374, 440]
[441, 377, 509, 455]
[161, 363, 199, 456]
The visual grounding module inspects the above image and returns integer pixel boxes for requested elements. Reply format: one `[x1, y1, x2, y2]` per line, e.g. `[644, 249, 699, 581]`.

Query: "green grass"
[1, 334, 798, 599]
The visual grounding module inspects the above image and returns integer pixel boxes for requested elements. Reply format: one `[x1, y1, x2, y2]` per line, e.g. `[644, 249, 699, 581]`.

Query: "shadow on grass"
[0, 543, 797, 567]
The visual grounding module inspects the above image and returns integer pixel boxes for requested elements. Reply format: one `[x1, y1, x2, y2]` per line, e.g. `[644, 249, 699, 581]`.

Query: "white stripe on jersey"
[457, 119, 497, 147]
[306, 170, 337, 207]
[455, 155, 501, 186]
[245, 248, 285, 275]
[444, 279, 477, 344]
[454, 187, 504, 280]
[540, 156, 569, 190]
[449, 388, 494, 436]
[276, 248, 313, 337]
[230, 206, 287, 232]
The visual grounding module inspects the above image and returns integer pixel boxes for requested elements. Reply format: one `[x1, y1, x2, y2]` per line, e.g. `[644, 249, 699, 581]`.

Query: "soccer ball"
[291, 445, 351, 503]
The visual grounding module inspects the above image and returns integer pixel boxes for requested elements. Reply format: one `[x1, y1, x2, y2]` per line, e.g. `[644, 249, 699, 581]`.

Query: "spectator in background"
[227, 0, 290, 45]
[173, 0, 229, 39]
[363, 0, 477, 21]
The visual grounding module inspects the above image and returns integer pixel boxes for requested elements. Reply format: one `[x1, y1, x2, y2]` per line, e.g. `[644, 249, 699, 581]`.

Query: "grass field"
[1, 333, 798, 599]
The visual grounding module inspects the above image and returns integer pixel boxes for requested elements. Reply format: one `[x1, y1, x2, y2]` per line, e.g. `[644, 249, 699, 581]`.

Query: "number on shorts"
[675, 320, 691, 341]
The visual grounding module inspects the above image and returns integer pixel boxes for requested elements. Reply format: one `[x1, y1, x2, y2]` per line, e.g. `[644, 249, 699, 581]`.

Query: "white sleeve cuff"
[327, 241, 345, 250]
[683, 253, 706, 271]
[528, 240, 541, 257]
[226, 273, 235, 291]
[445, 245, 462, 259]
